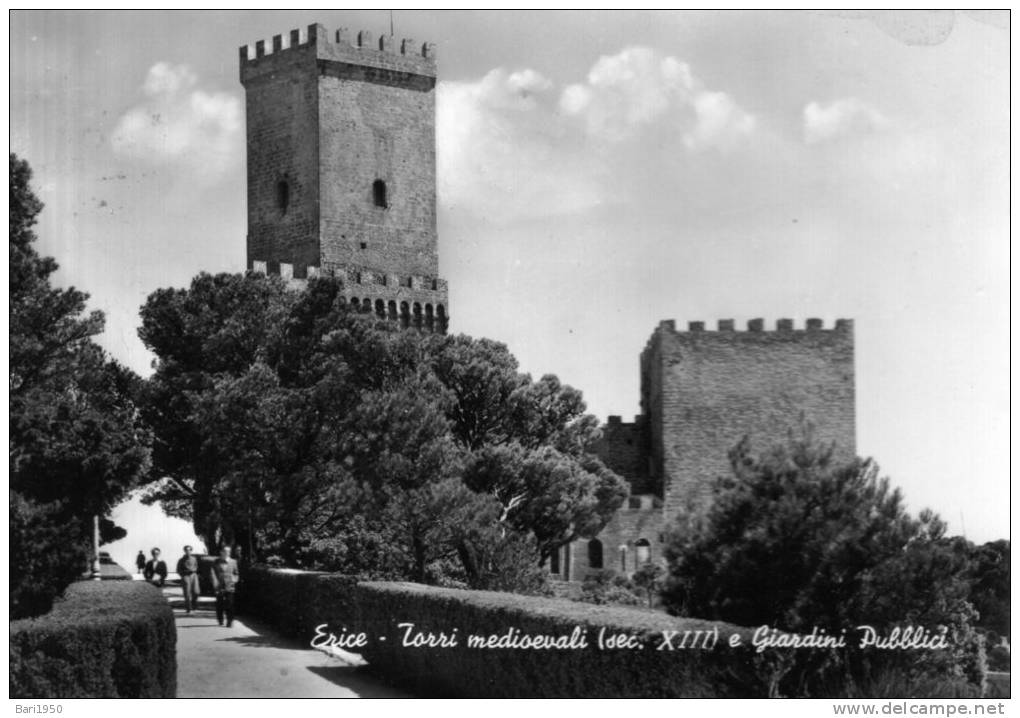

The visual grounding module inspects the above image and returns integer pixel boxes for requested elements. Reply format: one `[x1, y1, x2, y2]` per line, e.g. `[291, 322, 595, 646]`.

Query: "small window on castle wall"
[373, 180, 388, 208]
[277, 180, 290, 214]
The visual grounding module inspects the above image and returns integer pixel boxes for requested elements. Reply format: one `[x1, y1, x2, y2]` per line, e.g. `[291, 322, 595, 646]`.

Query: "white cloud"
[438, 47, 756, 223]
[803, 98, 888, 144]
[685, 91, 757, 151]
[142, 62, 196, 95]
[560, 48, 688, 141]
[505, 69, 553, 98]
[558, 47, 753, 150]
[438, 68, 604, 223]
[111, 62, 240, 177]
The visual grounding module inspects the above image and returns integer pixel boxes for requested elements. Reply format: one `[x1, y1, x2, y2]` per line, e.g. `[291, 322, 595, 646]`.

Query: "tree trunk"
[457, 540, 480, 586]
[412, 535, 427, 583]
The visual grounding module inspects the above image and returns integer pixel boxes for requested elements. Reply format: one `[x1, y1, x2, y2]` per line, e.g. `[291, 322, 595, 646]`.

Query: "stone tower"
[641, 317, 855, 518]
[566, 317, 855, 581]
[239, 23, 448, 331]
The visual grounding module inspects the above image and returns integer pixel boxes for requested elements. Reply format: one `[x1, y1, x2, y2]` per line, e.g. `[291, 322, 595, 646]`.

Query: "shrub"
[98, 562, 132, 581]
[455, 528, 552, 595]
[10, 580, 175, 697]
[247, 567, 990, 697]
[577, 570, 642, 606]
[235, 568, 794, 697]
[985, 671, 1010, 699]
[237, 566, 358, 642]
[632, 563, 665, 608]
[986, 644, 1010, 673]
[968, 540, 1010, 640]
[10, 492, 89, 618]
[353, 581, 771, 698]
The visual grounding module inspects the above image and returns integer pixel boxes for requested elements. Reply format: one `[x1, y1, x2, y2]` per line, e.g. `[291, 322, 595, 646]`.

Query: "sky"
[9, 10, 1010, 562]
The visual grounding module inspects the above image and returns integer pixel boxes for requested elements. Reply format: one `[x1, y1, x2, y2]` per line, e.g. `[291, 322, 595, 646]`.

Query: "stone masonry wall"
[590, 416, 655, 495]
[553, 506, 664, 582]
[242, 43, 321, 273]
[240, 24, 447, 316]
[647, 318, 856, 522]
[640, 335, 665, 494]
[582, 504, 665, 578]
[317, 67, 438, 278]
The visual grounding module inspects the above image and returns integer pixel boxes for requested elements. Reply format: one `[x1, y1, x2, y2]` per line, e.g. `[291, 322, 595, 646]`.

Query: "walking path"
[154, 578, 407, 698]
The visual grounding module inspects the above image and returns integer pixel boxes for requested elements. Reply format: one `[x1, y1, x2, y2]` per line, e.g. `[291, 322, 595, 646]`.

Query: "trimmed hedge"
[10, 580, 176, 698]
[238, 566, 357, 640]
[99, 562, 133, 581]
[78, 563, 133, 581]
[353, 581, 771, 698]
[986, 672, 1010, 698]
[237, 568, 783, 697]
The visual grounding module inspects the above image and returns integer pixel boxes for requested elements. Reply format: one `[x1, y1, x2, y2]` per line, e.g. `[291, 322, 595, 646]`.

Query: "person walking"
[144, 548, 168, 587]
[176, 545, 200, 613]
[135, 550, 146, 575]
[210, 546, 240, 627]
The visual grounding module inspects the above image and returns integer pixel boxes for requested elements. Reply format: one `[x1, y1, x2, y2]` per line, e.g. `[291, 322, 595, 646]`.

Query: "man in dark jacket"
[211, 546, 240, 627]
[144, 547, 168, 587]
[176, 545, 200, 613]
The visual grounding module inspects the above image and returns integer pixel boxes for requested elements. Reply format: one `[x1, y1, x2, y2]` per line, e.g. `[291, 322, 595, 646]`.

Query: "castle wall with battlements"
[582, 316, 856, 581]
[643, 317, 856, 520]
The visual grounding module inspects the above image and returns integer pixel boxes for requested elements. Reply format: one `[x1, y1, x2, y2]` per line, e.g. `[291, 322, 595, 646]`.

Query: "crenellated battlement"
[655, 317, 853, 334]
[642, 317, 854, 362]
[250, 259, 447, 293]
[239, 23, 436, 83]
[250, 259, 448, 333]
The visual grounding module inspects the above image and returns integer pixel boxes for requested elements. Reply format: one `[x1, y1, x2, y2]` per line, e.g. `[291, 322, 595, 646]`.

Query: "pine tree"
[10, 154, 149, 617]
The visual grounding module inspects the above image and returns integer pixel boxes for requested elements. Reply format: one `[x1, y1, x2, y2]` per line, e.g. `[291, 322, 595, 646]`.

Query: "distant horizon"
[11, 10, 1009, 544]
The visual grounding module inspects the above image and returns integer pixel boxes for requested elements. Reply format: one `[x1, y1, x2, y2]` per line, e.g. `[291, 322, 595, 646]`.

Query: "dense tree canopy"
[966, 539, 1010, 641]
[660, 428, 987, 697]
[661, 429, 985, 696]
[10, 154, 150, 618]
[137, 273, 627, 588]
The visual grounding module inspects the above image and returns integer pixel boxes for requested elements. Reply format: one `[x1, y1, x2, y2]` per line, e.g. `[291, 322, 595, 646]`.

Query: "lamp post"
[91, 514, 102, 580]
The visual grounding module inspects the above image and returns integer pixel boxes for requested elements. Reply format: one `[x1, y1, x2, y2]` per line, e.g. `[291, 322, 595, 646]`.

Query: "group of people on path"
[136, 545, 241, 627]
